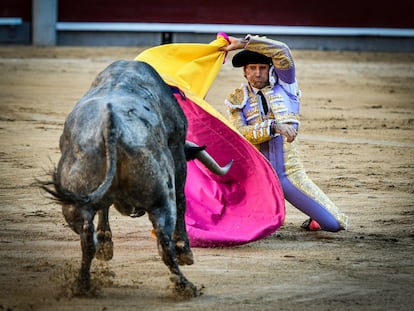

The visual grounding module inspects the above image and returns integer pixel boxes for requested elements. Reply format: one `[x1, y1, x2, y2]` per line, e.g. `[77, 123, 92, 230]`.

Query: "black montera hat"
[232, 50, 272, 67]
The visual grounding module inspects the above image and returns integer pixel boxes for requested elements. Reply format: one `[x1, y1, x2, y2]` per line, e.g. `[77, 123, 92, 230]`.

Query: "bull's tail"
[39, 103, 119, 207]
[87, 103, 119, 204]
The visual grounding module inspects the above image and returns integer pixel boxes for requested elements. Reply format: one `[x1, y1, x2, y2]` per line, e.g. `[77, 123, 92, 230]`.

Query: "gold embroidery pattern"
[226, 85, 274, 146]
[227, 87, 246, 107]
[246, 35, 293, 70]
[246, 120, 273, 142]
[275, 113, 300, 124]
[249, 95, 259, 106]
[283, 139, 348, 229]
[228, 108, 272, 146]
[245, 108, 260, 122]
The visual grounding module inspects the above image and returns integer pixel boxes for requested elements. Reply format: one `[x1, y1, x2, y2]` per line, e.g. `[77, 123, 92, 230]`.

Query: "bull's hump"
[92, 60, 163, 91]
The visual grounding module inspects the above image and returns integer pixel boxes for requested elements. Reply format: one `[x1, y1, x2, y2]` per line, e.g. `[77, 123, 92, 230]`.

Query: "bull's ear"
[185, 145, 206, 161]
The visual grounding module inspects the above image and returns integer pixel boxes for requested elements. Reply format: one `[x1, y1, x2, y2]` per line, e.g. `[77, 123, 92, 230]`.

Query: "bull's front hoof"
[95, 240, 113, 261]
[175, 240, 194, 265]
[95, 231, 114, 261]
[73, 274, 91, 297]
[73, 277, 101, 298]
[170, 275, 203, 298]
[176, 252, 194, 266]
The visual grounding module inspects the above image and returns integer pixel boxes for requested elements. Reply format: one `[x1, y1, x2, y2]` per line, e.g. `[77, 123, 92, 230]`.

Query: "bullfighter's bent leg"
[264, 136, 348, 231]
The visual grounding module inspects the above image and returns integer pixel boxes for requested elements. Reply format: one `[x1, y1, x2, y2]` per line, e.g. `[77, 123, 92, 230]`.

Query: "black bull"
[40, 60, 232, 297]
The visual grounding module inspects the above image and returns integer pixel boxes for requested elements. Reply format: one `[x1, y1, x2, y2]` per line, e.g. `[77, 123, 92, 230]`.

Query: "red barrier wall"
[1, 0, 413, 29]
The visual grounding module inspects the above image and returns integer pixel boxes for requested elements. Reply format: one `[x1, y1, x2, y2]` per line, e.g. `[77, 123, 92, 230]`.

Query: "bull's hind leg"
[174, 191, 194, 266]
[148, 207, 200, 298]
[62, 204, 96, 293]
[171, 157, 194, 266]
[95, 206, 114, 261]
[78, 211, 96, 292]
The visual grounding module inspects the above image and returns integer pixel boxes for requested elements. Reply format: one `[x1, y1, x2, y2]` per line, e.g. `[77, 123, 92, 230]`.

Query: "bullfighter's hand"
[219, 36, 248, 52]
[275, 123, 297, 143]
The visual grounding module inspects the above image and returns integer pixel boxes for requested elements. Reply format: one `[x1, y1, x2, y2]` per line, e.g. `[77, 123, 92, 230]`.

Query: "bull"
[40, 60, 232, 297]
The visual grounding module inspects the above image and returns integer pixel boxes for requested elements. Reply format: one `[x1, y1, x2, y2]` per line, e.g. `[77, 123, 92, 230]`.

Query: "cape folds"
[135, 33, 285, 247]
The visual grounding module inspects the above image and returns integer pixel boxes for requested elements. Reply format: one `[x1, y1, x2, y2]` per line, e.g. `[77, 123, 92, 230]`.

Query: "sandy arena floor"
[0, 46, 413, 310]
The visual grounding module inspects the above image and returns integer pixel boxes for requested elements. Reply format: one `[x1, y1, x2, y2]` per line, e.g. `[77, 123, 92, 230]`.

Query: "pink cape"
[135, 34, 285, 247]
[174, 93, 286, 247]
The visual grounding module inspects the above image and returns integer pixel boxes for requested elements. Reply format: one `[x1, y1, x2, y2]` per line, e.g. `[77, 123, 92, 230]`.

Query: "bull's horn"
[185, 141, 233, 176]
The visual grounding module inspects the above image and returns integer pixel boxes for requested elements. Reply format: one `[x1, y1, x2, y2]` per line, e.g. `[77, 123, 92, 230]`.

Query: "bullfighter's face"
[244, 63, 270, 89]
